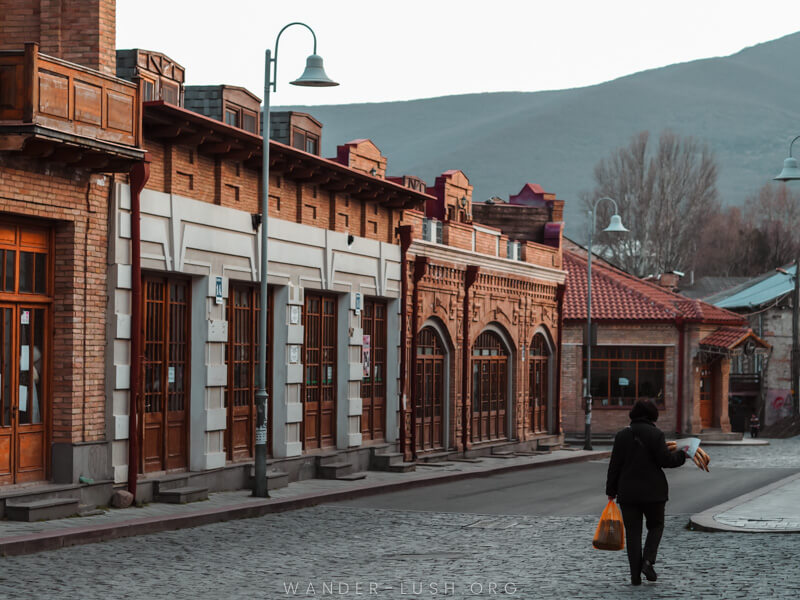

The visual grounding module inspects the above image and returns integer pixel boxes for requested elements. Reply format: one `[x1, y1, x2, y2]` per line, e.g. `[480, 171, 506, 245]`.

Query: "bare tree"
[586, 131, 719, 277]
[695, 183, 800, 277]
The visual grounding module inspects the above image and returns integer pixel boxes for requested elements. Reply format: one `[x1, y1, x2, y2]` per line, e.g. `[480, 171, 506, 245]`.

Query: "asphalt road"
[341, 458, 799, 516]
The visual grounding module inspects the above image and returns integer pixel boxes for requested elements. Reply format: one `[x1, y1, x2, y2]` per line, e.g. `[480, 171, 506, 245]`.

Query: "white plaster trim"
[347, 432, 362, 447]
[348, 396, 363, 416]
[113, 464, 128, 485]
[206, 364, 227, 387]
[206, 408, 227, 431]
[410, 240, 565, 283]
[205, 452, 226, 470]
[286, 402, 303, 423]
[284, 441, 303, 457]
[114, 415, 129, 440]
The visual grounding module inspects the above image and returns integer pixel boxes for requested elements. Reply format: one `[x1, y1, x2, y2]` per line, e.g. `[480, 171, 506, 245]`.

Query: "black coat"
[605, 418, 686, 504]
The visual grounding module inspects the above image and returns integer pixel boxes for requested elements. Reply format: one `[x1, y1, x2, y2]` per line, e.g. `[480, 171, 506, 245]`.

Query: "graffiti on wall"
[765, 389, 793, 426]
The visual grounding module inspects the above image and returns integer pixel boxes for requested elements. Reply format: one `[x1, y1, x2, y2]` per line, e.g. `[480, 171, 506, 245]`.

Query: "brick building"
[560, 249, 769, 438]
[0, 0, 144, 510]
[704, 265, 794, 431]
[0, 0, 568, 509]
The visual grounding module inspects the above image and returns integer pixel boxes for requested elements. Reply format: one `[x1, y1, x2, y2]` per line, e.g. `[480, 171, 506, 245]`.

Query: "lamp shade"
[774, 156, 800, 181]
[290, 54, 339, 87]
[603, 214, 628, 233]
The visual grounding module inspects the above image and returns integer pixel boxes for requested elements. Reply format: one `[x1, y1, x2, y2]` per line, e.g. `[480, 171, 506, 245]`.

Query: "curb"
[0, 450, 609, 557]
[689, 471, 800, 533]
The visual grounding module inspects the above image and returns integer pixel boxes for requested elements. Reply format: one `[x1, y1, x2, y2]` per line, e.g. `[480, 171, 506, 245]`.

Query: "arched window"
[471, 331, 509, 442]
[415, 327, 446, 450]
[529, 333, 550, 433]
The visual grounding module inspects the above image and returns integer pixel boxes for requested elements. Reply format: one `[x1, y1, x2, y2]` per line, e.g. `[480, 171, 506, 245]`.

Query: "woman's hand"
[667, 440, 677, 451]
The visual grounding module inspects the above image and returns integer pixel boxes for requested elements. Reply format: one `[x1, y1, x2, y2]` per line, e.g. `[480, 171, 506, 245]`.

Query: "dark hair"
[629, 399, 658, 422]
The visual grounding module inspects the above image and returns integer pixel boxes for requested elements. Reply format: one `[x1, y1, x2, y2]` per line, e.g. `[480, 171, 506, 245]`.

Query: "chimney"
[0, 0, 117, 75]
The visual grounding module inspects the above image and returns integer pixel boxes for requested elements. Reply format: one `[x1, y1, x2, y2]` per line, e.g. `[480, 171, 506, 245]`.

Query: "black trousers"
[619, 502, 666, 578]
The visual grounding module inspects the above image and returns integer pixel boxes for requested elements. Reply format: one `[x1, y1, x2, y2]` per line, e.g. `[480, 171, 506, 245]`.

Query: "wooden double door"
[141, 276, 190, 472]
[302, 293, 337, 450]
[224, 285, 272, 460]
[471, 331, 508, 442]
[0, 223, 51, 485]
[360, 299, 386, 441]
[415, 326, 445, 451]
[529, 333, 550, 433]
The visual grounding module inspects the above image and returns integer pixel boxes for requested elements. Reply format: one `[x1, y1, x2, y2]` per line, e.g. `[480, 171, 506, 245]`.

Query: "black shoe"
[641, 560, 657, 582]
[631, 576, 642, 586]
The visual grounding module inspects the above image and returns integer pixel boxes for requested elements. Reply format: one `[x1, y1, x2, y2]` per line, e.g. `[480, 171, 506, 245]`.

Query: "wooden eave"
[0, 123, 146, 172]
[143, 100, 432, 209]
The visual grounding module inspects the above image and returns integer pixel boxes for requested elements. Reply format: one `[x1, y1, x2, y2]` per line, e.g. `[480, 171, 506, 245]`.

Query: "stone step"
[416, 451, 453, 463]
[383, 462, 416, 473]
[318, 461, 354, 479]
[371, 452, 405, 469]
[537, 442, 561, 451]
[249, 468, 290, 491]
[450, 457, 483, 463]
[336, 472, 368, 481]
[155, 486, 208, 504]
[5, 497, 80, 522]
[489, 450, 517, 459]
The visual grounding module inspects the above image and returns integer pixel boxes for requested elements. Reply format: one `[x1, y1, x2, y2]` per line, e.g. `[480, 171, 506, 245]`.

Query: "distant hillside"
[279, 32, 800, 237]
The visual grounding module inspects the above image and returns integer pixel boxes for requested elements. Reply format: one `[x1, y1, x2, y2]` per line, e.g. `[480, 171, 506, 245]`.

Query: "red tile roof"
[563, 251, 745, 324]
[699, 327, 769, 351]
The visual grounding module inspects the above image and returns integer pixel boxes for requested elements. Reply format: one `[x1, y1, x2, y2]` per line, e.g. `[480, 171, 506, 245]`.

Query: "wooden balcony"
[0, 43, 144, 171]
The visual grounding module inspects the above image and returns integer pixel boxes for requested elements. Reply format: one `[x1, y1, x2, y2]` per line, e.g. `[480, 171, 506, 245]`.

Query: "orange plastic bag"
[592, 500, 625, 551]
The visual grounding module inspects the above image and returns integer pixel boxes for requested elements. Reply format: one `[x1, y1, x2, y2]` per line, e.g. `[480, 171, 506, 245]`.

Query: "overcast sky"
[117, 1, 799, 107]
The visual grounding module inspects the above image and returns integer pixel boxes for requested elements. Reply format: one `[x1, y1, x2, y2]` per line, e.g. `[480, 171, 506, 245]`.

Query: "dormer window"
[223, 104, 258, 133]
[292, 127, 319, 154]
[225, 109, 239, 128]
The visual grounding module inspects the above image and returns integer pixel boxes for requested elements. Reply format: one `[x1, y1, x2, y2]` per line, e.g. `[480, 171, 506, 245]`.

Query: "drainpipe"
[409, 256, 429, 460]
[676, 316, 685, 436]
[555, 283, 565, 435]
[397, 226, 413, 458]
[462, 265, 480, 452]
[128, 160, 150, 497]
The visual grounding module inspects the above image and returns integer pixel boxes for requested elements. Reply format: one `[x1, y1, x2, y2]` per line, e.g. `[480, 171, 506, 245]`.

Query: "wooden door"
[0, 223, 51, 485]
[225, 285, 272, 460]
[529, 333, 549, 433]
[303, 293, 337, 450]
[471, 331, 508, 442]
[700, 363, 714, 429]
[142, 276, 190, 472]
[415, 327, 445, 451]
[360, 299, 386, 441]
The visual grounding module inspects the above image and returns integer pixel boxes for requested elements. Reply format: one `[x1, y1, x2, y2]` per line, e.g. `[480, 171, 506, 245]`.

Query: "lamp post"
[254, 23, 338, 498]
[584, 197, 628, 450]
[773, 139, 800, 416]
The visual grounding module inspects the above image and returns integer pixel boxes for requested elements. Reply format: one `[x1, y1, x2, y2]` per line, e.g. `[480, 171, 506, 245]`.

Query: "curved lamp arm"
[789, 134, 800, 158]
[270, 22, 318, 93]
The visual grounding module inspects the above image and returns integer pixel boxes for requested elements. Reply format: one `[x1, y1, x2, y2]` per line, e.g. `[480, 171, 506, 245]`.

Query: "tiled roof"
[563, 251, 745, 324]
[699, 327, 770, 352]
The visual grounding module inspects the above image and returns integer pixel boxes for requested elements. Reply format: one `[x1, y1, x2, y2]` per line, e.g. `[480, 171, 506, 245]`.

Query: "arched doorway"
[471, 330, 509, 442]
[529, 332, 550, 433]
[415, 326, 446, 451]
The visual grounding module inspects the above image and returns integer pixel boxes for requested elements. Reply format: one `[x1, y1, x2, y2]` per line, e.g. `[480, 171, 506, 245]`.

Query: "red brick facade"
[0, 158, 111, 446]
[0, 0, 117, 75]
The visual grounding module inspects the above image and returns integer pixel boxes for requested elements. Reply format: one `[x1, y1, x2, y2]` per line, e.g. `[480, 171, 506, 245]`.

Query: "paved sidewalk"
[0, 447, 608, 556]
[690, 471, 800, 533]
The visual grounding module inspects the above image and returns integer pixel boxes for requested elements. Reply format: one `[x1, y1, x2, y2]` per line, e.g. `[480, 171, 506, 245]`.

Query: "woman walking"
[605, 399, 686, 585]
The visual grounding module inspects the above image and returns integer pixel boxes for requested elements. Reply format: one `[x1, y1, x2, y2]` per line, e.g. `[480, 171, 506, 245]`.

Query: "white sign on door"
[20, 310, 30, 325]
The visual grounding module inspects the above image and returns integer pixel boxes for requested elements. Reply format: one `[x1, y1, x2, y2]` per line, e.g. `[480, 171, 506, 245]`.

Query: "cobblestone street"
[1, 503, 798, 599]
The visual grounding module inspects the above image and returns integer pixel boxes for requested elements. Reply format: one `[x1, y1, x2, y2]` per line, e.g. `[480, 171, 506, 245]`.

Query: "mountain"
[278, 32, 800, 237]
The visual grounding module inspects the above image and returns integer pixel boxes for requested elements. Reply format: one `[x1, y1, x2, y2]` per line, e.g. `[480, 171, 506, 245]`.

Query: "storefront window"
[586, 347, 665, 407]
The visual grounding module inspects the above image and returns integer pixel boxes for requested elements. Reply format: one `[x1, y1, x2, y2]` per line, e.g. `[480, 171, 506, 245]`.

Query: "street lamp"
[774, 137, 800, 418]
[254, 23, 338, 498]
[584, 197, 628, 450]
